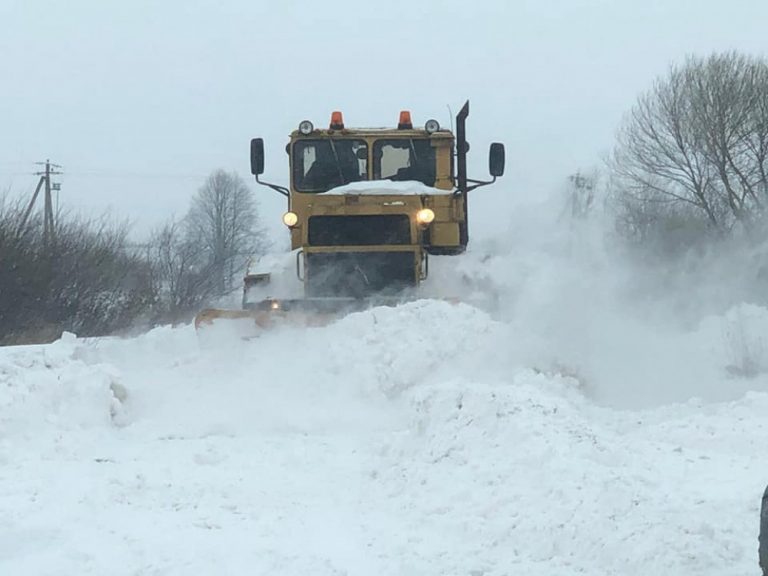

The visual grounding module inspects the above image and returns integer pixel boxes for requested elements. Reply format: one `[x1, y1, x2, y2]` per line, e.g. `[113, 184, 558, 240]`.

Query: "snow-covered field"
[1, 295, 767, 575]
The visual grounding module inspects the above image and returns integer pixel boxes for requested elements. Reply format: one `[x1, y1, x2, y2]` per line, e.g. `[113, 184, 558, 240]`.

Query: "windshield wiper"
[408, 139, 419, 162]
[328, 139, 346, 185]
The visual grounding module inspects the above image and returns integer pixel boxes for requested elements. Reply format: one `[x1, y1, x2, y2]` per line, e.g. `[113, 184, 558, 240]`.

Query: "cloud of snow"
[433, 186, 768, 408]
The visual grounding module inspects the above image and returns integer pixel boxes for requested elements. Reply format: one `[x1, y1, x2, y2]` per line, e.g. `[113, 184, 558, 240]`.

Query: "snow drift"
[1, 295, 767, 575]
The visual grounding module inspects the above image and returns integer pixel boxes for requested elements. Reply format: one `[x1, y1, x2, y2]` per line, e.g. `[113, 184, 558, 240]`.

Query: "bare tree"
[148, 219, 215, 323]
[186, 170, 265, 294]
[610, 52, 768, 246]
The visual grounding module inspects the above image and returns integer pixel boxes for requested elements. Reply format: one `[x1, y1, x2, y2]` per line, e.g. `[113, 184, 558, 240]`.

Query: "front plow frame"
[194, 296, 409, 333]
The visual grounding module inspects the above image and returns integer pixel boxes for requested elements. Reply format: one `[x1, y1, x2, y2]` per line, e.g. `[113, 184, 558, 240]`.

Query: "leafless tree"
[610, 52, 768, 246]
[186, 170, 265, 294]
[148, 219, 215, 323]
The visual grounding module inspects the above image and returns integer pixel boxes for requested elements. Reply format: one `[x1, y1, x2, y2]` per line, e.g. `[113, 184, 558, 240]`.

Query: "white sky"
[2, 0, 767, 240]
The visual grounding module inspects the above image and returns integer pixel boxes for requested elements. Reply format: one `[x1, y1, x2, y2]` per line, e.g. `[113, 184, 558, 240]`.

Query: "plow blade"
[194, 308, 271, 330]
[194, 308, 274, 340]
[194, 297, 404, 337]
[194, 305, 336, 335]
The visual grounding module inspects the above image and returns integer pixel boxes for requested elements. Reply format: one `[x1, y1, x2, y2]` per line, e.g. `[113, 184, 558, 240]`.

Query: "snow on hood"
[321, 180, 454, 195]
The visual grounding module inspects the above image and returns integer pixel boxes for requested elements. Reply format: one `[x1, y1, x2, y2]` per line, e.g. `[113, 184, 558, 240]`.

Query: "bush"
[0, 199, 155, 344]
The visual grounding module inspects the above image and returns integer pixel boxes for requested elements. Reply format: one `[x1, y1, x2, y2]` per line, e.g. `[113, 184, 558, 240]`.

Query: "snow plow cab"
[195, 102, 505, 333]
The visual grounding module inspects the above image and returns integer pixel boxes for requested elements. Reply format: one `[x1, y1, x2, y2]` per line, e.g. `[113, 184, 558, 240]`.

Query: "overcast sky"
[2, 0, 767, 240]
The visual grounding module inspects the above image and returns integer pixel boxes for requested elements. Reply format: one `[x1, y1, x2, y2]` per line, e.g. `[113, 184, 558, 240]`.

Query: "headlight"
[269, 300, 281, 311]
[416, 208, 435, 226]
[298, 120, 314, 135]
[282, 211, 299, 227]
[425, 119, 440, 134]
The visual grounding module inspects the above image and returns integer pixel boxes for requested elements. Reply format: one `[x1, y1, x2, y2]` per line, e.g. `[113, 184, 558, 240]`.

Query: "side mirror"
[250, 138, 265, 176]
[489, 142, 505, 177]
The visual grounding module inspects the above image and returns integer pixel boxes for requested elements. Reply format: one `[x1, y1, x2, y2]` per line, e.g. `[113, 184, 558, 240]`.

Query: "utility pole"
[567, 170, 595, 219]
[18, 159, 62, 246]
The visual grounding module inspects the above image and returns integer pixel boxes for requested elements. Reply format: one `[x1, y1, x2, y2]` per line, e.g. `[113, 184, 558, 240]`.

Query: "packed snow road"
[1, 300, 767, 575]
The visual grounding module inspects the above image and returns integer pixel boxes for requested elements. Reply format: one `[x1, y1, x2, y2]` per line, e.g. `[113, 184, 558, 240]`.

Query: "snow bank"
[370, 371, 768, 574]
[1, 300, 767, 575]
[0, 332, 124, 439]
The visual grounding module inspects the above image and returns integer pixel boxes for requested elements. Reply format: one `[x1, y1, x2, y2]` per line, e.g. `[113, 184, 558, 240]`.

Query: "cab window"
[373, 139, 436, 187]
[293, 139, 367, 192]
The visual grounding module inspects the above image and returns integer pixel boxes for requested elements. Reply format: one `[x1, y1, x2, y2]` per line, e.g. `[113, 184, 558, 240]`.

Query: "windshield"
[373, 139, 436, 187]
[293, 139, 367, 192]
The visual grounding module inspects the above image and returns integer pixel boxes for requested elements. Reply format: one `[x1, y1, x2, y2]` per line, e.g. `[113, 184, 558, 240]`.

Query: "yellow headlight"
[416, 208, 435, 226]
[282, 211, 299, 227]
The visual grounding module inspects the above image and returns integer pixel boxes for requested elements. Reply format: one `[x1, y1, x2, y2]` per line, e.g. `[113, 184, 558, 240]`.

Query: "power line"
[62, 169, 209, 180]
[1, 163, 214, 181]
[1, 170, 208, 180]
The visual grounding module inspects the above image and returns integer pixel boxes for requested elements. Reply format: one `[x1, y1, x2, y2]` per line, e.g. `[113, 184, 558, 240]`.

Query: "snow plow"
[194, 102, 505, 334]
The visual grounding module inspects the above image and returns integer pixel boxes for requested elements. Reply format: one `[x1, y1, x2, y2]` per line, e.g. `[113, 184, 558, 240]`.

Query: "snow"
[321, 180, 454, 195]
[1, 295, 767, 575]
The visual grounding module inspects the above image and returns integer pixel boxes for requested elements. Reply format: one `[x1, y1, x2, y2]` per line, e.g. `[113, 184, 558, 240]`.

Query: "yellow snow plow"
[195, 102, 505, 333]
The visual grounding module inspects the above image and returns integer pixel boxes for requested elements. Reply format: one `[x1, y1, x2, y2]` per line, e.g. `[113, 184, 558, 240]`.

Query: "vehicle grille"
[308, 215, 411, 246]
[306, 251, 416, 298]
